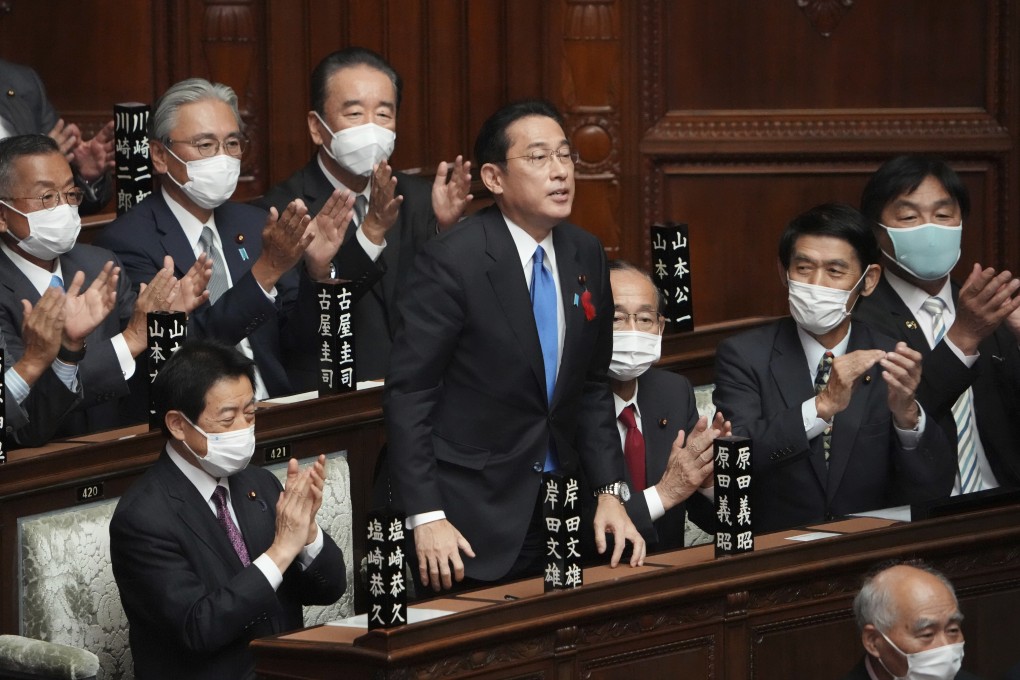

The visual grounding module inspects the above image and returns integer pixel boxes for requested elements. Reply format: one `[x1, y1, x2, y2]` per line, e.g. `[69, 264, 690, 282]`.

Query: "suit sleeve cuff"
[253, 553, 284, 590]
[5, 368, 30, 404]
[296, 523, 324, 570]
[407, 510, 446, 530]
[894, 402, 926, 450]
[802, 397, 829, 439]
[943, 337, 979, 366]
[356, 226, 387, 262]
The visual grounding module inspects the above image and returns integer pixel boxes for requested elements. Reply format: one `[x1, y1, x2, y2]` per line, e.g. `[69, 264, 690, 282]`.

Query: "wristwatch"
[593, 480, 631, 504]
[57, 342, 87, 364]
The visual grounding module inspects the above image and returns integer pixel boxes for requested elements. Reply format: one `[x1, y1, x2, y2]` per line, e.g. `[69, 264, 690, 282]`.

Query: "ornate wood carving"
[796, 0, 854, 38]
[402, 635, 554, 680]
[577, 600, 722, 644]
[580, 636, 715, 679]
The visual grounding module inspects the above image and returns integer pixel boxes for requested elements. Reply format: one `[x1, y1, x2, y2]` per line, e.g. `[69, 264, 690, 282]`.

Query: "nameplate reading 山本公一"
[650, 222, 694, 332]
[147, 310, 187, 430]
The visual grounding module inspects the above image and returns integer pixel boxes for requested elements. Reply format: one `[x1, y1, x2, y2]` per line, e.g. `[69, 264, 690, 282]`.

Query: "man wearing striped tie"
[857, 155, 1020, 495]
[714, 204, 955, 532]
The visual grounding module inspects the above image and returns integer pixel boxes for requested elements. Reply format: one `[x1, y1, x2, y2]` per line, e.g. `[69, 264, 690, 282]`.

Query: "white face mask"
[787, 270, 868, 336]
[609, 330, 662, 381]
[165, 148, 240, 209]
[1, 202, 81, 260]
[181, 415, 255, 479]
[878, 632, 964, 680]
[314, 112, 395, 177]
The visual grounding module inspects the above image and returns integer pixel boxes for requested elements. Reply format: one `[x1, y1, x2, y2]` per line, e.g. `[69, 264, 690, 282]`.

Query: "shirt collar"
[166, 440, 223, 504]
[503, 213, 556, 275]
[797, 322, 852, 376]
[316, 153, 371, 202]
[0, 240, 65, 295]
[884, 269, 955, 316]
[161, 186, 219, 251]
[613, 381, 641, 420]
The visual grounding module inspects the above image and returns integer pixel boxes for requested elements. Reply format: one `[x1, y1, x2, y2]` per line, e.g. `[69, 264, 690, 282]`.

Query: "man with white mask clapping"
[599, 260, 729, 555]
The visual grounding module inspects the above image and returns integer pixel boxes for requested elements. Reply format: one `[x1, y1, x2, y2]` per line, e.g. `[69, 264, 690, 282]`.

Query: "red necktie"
[618, 405, 646, 492]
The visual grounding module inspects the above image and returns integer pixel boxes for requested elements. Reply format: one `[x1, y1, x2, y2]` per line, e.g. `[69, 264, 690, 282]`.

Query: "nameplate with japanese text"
[650, 222, 694, 332]
[316, 281, 356, 395]
[542, 473, 583, 591]
[366, 510, 407, 629]
[114, 103, 152, 215]
[147, 311, 187, 429]
[714, 436, 753, 557]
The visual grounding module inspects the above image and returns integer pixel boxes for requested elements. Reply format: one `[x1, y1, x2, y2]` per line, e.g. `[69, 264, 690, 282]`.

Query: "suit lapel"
[0, 249, 39, 310]
[213, 204, 250, 283]
[771, 319, 828, 487]
[483, 207, 547, 400]
[151, 193, 199, 277]
[229, 470, 274, 557]
[826, 324, 877, 502]
[872, 276, 930, 354]
[551, 227, 584, 407]
[637, 379, 673, 490]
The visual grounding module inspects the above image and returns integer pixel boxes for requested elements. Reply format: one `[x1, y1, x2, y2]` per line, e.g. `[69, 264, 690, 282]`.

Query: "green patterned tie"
[814, 351, 834, 465]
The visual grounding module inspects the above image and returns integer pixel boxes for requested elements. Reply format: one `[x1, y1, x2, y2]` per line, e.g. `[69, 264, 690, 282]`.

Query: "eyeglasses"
[505, 145, 579, 168]
[613, 312, 662, 333]
[165, 136, 248, 158]
[1, 189, 86, 210]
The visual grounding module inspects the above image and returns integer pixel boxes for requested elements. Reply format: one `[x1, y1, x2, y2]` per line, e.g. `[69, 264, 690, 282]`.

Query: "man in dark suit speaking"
[384, 100, 645, 593]
[110, 340, 346, 680]
[713, 203, 954, 533]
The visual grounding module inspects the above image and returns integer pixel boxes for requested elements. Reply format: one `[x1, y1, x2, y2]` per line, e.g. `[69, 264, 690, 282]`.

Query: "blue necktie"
[49, 274, 63, 289]
[531, 246, 558, 471]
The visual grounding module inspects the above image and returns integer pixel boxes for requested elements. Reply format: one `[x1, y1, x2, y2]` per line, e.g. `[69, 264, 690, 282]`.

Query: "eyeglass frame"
[163, 134, 249, 158]
[504, 145, 580, 168]
[0, 189, 86, 211]
[612, 311, 664, 333]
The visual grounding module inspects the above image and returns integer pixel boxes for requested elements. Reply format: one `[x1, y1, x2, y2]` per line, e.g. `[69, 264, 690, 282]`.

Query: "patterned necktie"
[531, 245, 559, 471]
[199, 226, 229, 304]
[343, 194, 369, 245]
[211, 486, 251, 566]
[49, 274, 63, 289]
[814, 351, 834, 465]
[921, 296, 981, 493]
[618, 405, 646, 492]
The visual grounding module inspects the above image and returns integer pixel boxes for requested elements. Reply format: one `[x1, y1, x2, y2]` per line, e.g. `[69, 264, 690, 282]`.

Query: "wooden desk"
[253, 507, 1020, 680]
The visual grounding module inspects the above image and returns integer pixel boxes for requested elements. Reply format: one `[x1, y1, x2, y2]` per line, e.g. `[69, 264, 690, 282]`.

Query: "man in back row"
[855, 155, 1020, 493]
[257, 47, 472, 384]
[713, 203, 954, 532]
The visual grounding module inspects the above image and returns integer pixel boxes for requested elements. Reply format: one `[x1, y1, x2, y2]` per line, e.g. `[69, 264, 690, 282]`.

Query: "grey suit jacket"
[0, 244, 137, 436]
[256, 156, 437, 383]
[384, 205, 624, 581]
[713, 318, 955, 533]
[0, 332, 81, 447]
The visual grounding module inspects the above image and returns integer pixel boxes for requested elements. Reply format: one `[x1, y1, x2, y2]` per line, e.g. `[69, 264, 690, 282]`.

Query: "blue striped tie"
[921, 296, 981, 493]
[531, 246, 558, 472]
[49, 274, 63, 289]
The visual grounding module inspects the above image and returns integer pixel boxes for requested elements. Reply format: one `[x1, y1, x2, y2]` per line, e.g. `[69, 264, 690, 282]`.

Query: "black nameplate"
[542, 472, 583, 591]
[76, 482, 105, 503]
[0, 347, 6, 465]
[366, 510, 407, 629]
[714, 436, 753, 558]
[650, 222, 695, 332]
[262, 443, 292, 464]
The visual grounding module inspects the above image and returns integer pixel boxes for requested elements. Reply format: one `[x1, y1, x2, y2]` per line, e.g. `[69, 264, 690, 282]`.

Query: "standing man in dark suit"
[96, 78, 352, 399]
[598, 260, 727, 555]
[713, 203, 954, 533]
[384, 100, 644, 593]
[0, 134, 196, 437]
[0, 59, 114, 214]
[855, 155, 1020, 493]
[843, 560, 982, 680]
[257, 47, 472, 384]
[110, 340, 346, 680]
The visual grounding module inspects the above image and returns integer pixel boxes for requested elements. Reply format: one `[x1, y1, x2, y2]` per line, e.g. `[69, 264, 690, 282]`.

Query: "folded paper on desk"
[328, 608, 454, 628]
[851, 505, 911, 522]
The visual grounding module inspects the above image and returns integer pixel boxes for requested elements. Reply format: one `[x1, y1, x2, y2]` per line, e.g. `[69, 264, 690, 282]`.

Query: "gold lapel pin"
[905, 320, 918, 330]
[658, 418, 668, 428]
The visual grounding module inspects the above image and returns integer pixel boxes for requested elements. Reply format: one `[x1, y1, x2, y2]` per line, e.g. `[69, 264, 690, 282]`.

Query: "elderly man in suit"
[0, 59, 114, 214]
[96, 77, 354, 399]
[854, 155, 1020, 494]
[0, 133, 201, 437]
[595, 260, 728, 556]
[384, 99, 644, 593]
[713, 203, 955, 533]
[110, 340, 346, 680]
[843, 560, 982, 680]
[257, 47, 472, 384]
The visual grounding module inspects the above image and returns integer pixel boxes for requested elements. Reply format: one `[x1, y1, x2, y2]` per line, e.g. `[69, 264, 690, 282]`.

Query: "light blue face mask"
[880, 222, 962, 281]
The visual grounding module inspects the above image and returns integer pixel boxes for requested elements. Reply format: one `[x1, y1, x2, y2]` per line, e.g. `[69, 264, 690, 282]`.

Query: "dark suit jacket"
[1, 332, 81, 447]
[110, 450, 346, 680]
[841, 656, 983, 680]
[383, 205, 624, 581]
[256, 157, 437, 384]
[95, 192, 313, 398]
[854, 274, 1020, 487]
[0, 59, 112, 214]
[0, 244, 137, 436]
[713, 318, 955, 533]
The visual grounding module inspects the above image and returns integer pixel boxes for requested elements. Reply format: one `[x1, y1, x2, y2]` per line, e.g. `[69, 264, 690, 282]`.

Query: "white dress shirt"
[316, 154, 385, 261]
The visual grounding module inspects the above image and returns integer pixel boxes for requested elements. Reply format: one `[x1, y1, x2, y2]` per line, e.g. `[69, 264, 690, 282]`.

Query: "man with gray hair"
[844, 560, 983, 680]
[97, 78, 356, 399]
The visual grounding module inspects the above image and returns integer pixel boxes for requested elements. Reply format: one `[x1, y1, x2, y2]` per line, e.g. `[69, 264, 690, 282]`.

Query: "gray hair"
[150, 78, 242, 141]
[853, 559, 958, 633]
[609, 259, 664, 313]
